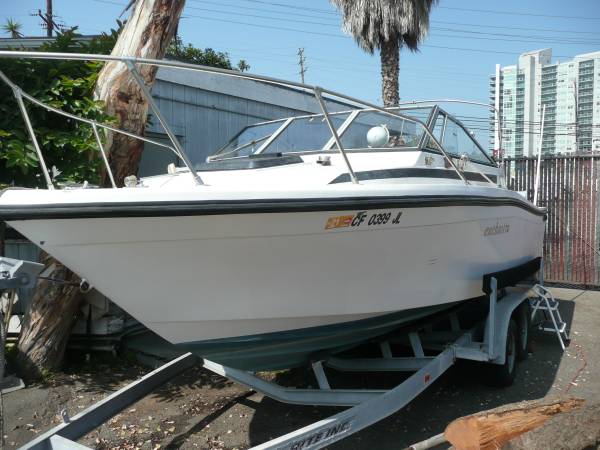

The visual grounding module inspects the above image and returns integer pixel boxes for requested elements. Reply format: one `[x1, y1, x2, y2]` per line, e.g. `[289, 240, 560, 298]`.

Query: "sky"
[2, 0, 600, 147]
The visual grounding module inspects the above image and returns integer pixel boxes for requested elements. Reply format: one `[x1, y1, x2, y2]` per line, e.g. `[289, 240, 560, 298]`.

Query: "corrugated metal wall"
[144, 76, 332, 171]
[504, 155, 600, 287]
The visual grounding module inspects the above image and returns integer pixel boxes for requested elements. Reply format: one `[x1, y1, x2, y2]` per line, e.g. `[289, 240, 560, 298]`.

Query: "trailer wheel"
[516, 301, 531, 361]
[487, 319, 518, 387]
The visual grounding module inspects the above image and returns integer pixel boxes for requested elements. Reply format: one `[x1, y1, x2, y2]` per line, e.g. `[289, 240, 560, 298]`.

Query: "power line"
[88, 0, 594, 55]
[189, 0, 340, 22]
[184, 4, 600, 46]
[89, 0, 123, 5]
[431, 27, 600, 45]
[237, 0, 338, 16]
[182, 14, 576, 58]
[223, 47, 493, 83]
[437, 5, 600, 21]
[430, 32, 599, 46]
[185, 5, 341, 28]
[191, 1, 600, 37]
[99, 0, 600, 28]
[430, 20, 600, 36]
[232, 0, 600, 22]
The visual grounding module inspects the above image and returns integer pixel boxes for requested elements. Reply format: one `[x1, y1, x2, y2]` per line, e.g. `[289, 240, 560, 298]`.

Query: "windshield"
[262, 113, 349, 153]
[339, 110, 426, 149]
[211, 121, 285, 159]
[395, 107, 433, 123]
[209, 108, 433, 160]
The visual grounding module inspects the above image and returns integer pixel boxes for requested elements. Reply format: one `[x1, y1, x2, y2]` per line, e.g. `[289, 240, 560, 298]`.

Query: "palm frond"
[330, 0, 438, 53]
[2, 18, 24, 39]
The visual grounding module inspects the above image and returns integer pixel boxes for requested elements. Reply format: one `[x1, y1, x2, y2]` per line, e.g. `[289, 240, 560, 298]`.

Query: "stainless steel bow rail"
[13, 257, 545, 450]
[0, 50, 477, 188]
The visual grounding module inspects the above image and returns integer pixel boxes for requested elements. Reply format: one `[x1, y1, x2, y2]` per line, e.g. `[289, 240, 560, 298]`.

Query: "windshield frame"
[207, 105, 495, 167]
[208, 117, 289, 161]
[428, 106, 496, 166]
[254, 110, 353, 155]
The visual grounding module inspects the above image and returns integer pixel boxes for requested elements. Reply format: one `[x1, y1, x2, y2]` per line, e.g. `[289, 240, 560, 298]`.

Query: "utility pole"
[36, 0, 55, 37]
[46, 0, 53, 36]
[573, 80, 579, 153]
[298, 48, 307, 84]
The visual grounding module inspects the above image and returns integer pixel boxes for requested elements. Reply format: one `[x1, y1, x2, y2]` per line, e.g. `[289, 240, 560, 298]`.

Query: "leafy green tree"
[167, 35, 250, 71]
[0, 29, 117, 188]
[0, 28, 249, 189]
[237, 59, 250, 72]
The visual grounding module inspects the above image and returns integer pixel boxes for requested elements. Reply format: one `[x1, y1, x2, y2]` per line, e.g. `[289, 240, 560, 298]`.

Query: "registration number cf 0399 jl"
[324, 209, 403, 230]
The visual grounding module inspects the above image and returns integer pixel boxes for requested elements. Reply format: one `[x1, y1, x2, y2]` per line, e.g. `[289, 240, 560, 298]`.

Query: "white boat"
[0, 52, 545, 370]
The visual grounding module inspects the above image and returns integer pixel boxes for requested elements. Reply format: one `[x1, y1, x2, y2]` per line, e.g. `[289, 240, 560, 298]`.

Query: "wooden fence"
[504, 155, 600, 287]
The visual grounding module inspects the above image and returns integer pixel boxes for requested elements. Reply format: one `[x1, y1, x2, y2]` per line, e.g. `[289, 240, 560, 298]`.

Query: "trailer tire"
[486, 319, 518, 387]
[516, 301, 531, 361]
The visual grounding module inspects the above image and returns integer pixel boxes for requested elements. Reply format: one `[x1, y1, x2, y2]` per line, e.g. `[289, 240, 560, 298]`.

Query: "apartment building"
[489, 49, 600, 157]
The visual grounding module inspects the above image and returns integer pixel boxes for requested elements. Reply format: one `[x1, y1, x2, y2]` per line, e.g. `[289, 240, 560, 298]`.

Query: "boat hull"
[4, 189, 545, 370]
[175, 303, 458, 370]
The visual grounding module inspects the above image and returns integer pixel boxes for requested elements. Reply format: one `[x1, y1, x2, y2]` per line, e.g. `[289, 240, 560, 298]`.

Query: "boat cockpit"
[188, 105, 500, 188]
[0, 50, 502, 190]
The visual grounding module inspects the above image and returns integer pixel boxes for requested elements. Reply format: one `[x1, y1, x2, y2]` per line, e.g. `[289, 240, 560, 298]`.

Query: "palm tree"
[2, 18, 24, 39]
[331, 0, 437, 107]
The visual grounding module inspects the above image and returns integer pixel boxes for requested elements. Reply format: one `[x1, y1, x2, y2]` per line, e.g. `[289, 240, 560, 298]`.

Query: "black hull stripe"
[330, 168, 497, 184]
[1, 194, 546, 220]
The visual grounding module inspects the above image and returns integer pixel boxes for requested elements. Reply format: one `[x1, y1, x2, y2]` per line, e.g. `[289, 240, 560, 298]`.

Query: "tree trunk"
[0, 221, 5, 256]
[380, 38, 400, 108]
[94, 0, 186, 187]
[17, 253, 82, 377]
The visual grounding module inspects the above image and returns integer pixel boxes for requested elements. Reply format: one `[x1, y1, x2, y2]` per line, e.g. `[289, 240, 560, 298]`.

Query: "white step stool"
[530, 284, 569, 350]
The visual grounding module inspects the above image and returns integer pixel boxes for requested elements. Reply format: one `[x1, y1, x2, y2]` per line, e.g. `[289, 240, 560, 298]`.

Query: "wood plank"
[444, 397, 585, 450]
[503, 402, 600, 450]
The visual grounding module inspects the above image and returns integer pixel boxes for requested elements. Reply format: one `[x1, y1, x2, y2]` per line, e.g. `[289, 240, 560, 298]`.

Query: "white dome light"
[366, 125, 390, 148]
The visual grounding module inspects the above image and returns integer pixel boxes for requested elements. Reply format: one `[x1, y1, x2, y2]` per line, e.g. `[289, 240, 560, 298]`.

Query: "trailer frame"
[6, 257, 541, 450]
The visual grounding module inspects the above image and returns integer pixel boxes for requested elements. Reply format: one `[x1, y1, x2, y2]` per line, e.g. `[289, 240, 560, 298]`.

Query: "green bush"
[0, 29, 117, 188]
[0, 28, 249, 189]
[167, 35, 250, 72]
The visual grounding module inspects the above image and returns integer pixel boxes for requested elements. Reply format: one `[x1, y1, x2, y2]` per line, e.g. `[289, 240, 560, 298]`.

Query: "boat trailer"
[3, 257, 547, 450]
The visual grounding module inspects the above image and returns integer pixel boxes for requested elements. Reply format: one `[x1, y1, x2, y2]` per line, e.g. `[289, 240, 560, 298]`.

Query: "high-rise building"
[489, 49, 600, 158]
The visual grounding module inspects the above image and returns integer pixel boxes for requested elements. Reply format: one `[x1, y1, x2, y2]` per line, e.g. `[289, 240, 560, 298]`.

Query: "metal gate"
[504, 155, 600, 287]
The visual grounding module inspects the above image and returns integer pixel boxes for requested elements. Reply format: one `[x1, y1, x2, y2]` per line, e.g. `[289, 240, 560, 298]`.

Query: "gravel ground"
[3, 287, 598, 449]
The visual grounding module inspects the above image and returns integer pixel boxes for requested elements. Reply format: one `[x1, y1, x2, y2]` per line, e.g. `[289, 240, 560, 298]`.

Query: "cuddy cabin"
[141, 105, 501, 190]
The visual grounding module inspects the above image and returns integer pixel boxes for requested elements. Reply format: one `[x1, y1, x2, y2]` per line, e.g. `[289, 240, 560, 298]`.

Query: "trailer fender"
[484, 292, 529, 365]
